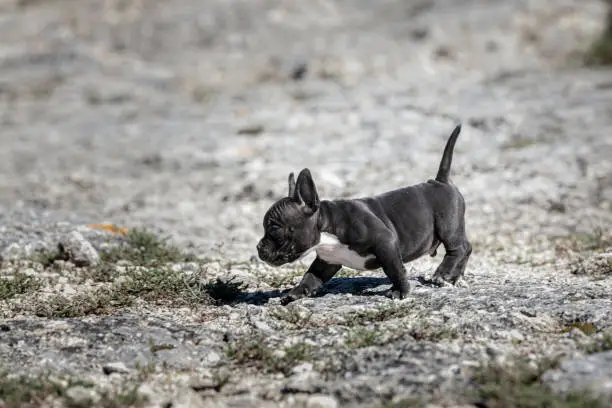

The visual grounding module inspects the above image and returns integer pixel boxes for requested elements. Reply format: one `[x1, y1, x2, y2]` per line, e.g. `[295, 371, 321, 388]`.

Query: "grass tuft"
[582, 333, 612, 354]
[84, 262, 117, 283]
[30, 249, 64, 268]
[0, 273, 42, 301]
[583, 4, 612, 66]
[32, 266, 212, 318]
[33, 289, 133, 318]
[0, 372, 146, 408]
[345, 327, 384, 349]
[101, 229, 195, 266]
[225, 337, 313, 375]
[119, 266, 203, 304]
[585, 36, 612, 66]
[571, 257, 612, 278]
[0, 373, 72, 408]
[554, 228, 612, 256]
[346, 304, 412, 326]
[270, 307, 313, 327]
[378, 397, 423, 408]
[465, 358, 608, 408]
[4, 229, 217, 317]
[561, 321, 598, 336]
[585, 11, 612, 67]
[408, 322, 459, 342]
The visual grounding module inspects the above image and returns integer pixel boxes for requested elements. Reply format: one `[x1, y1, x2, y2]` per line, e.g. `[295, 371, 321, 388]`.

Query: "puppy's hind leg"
[453, 240, 472, 286]
[431, 227, 470, 286]
[445, 202, 472, 285]
[431, 246, 465, 284]
[372, 236, 411, 300]
[431, 187, 471, 286]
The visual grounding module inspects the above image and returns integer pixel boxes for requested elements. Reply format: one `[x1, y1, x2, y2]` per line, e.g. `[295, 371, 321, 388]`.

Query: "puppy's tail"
[435, 124, 462, 184]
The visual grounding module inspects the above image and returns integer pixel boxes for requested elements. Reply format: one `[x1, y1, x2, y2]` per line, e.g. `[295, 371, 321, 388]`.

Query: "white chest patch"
[314, 232, 376, 270]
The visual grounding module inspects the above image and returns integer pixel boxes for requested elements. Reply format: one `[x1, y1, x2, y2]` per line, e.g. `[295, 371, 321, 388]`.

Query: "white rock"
[65, 386, 100, 406]
[172, 387, 209, 408]
[292, 362, 314, 376]
[102, 362, 131, 375]
[58, 231, 100, 267]
[202, 350, 221, 365]
[306, 395, 338, 408]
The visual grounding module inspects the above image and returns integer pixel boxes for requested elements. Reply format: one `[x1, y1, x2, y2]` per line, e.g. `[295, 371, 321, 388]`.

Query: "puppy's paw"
[280, 294, 298, 306]
[431, 274, 469, 288]
[454, 276, 470, 289]
[281, 287, 308, 306]
[385, 286, 410, 301]
[431, 275, 454, 288]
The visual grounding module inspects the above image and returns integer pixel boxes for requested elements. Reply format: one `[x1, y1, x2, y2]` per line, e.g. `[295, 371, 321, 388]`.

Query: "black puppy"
[257, 125, 471, 305]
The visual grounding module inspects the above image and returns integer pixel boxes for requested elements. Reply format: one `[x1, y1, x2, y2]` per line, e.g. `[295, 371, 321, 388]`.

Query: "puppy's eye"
[268, 225, 280, 233]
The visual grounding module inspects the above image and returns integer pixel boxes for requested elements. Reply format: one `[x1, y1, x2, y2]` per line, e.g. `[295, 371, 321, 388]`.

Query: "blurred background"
[0, 0, 610, 261]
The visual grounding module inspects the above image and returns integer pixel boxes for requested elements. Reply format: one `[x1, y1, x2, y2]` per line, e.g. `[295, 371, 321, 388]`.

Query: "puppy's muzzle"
[257, 240, 274, 262]
[257, 240, 289, 266]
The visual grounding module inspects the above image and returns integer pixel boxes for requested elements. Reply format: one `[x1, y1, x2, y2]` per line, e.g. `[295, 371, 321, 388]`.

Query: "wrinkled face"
[256, 198, 320, 266]
[256, 169, 321, 266]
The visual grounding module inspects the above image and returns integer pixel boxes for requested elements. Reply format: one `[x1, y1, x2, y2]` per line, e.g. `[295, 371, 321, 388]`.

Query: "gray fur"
[257, 124, 471, 305]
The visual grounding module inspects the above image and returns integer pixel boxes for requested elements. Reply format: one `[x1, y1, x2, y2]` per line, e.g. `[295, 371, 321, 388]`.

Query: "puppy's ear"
[293, 168, 320, 214]
[287, 172, 296, 197]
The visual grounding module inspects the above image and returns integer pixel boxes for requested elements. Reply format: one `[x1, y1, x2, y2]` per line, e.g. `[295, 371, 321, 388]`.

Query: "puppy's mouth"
[261, 252, 305, 267]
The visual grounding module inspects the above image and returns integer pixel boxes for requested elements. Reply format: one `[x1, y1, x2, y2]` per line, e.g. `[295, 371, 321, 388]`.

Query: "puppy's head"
[257, 168, 321, 266]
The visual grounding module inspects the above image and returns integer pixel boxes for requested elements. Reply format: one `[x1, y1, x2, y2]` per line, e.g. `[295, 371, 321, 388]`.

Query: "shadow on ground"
[235, 276, 438, 304]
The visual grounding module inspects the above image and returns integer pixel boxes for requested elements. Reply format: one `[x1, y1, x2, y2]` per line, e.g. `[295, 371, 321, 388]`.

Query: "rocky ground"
[1, 0, 612, 407]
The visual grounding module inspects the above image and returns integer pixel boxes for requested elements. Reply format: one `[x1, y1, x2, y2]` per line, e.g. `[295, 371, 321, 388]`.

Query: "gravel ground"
[1, 0, 612, 407]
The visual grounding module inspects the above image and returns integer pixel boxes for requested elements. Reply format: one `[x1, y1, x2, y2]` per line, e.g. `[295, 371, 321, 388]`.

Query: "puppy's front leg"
[280, 257, 341, 305]
[374, 240, 410, 300]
